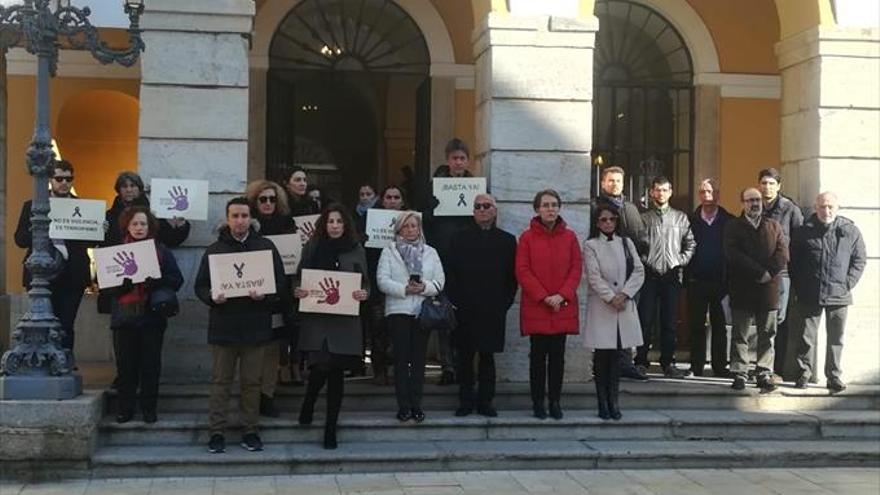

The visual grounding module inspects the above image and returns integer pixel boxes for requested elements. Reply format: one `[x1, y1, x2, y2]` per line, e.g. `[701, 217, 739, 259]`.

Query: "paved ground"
[1, 468, 878, 494]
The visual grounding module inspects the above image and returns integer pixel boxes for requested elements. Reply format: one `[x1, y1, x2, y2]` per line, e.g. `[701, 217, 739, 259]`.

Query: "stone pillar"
[474, 13, 597, 382]
[138, 0, 254, 382]
[776, 26, 880, 384]
[0, 50, 7, 354]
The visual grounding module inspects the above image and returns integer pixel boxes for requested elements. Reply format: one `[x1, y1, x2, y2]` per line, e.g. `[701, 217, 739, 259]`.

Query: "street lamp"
[0, 0, 145, 399]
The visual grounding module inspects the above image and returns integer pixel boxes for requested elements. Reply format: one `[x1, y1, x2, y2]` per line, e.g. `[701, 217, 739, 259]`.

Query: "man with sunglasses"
[445, 194, 517, 417]
[724, 187, 789, 392]
[14, 160, 93, 361]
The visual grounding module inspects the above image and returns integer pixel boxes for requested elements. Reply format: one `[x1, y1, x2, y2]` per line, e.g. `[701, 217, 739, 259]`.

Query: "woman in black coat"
[104, 206, 183, 424]
[445, 194, 518, 417]
[246, 180, 297, 417]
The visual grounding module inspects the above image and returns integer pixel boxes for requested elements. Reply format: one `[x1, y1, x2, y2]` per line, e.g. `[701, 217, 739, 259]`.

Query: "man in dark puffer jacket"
[790, 192, 866, 392]
[195, 197, 287, 454]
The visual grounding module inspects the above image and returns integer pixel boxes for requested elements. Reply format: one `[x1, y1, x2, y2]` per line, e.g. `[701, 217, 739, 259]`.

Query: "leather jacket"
[639, 205, 695, 278]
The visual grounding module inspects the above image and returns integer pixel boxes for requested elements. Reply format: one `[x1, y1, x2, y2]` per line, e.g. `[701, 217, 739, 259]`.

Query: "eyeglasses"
[598, 217, 618, 223]
[474, 203, 494, 210]
[53, 176, 74, 182]
[258, 196, 277, 204]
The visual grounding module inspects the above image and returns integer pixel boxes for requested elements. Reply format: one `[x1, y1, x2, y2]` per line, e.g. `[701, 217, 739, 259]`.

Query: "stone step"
[98, 409, 880, 447]
[98, 380, 880, 413]
[88, 440, 880, 478]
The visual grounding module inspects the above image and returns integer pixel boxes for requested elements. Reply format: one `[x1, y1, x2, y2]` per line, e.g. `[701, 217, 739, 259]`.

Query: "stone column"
[138, 0, 254, 382]
[0, 50, 7, 353]
[474, 13, 597, 382]
[776, 26, 880, 384]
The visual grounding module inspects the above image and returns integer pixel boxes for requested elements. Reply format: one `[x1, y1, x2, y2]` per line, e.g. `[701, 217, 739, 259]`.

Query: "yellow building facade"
[1, 0, 877, 382]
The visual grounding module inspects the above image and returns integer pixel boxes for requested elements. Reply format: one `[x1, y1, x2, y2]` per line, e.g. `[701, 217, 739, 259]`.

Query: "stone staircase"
[87, 378, 880, 477]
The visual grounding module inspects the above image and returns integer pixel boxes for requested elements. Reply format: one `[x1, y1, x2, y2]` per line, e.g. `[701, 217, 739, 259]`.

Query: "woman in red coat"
[515, 189, 583, 420]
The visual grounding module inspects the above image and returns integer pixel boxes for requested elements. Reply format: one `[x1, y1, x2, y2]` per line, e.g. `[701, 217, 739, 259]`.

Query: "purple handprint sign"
[167, 186, 189, 211]
[113, 251, 139, 278]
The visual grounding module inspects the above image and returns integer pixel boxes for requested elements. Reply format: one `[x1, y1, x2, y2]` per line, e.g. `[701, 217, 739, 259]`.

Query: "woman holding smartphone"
[376, 211, 445, 423]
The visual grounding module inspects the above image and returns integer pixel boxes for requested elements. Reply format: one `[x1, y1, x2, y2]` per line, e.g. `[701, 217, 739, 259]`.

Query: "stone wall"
[777, 26, 880, 384]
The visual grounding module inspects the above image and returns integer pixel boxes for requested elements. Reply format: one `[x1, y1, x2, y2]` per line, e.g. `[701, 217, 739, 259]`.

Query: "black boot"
[299, 368, 326, 425]
[323, 369, 343, 449]
[608, 360, 622, 421]
[594, 351, 611, 420]
[532, 401, 547, 420]
[260, 393, 280, 418]
[548, 400, 563, 420]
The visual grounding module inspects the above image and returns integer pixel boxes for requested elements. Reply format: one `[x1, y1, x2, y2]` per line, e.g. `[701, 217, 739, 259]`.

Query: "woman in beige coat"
[583, 204, 644, 420]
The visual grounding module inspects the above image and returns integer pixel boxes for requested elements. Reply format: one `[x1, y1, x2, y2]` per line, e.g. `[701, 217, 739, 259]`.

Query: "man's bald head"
[815, 191, 840, 224]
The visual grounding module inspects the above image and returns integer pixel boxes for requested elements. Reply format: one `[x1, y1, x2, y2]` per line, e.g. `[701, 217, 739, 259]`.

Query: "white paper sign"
[299, 269, 362, 316]
[94, 239, 161, 289]
[433, 177, 487, 216]
[208, 250, 277, 299]
[265, 234, 302, 275]
[293, 214, 320, 244]
[150, 178, 209, 220]
[48, 198, 106, 241]
[365, 209, 422, 248]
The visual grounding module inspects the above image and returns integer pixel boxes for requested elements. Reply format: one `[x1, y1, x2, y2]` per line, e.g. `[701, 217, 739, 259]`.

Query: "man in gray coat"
[790, 192, 866, 392]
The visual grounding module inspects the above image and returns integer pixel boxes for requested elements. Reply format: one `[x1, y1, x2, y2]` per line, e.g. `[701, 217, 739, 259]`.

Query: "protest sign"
[293, 214, 320, 244]
[94, 239, 161, 289]
[432, 177, 486, 216]
[150, 178, 209, 221]
[364, 209, 422, 248]
[265, 234, 302, 275]
[208, 250, 277, 299]
[49, 197, 106, 241]
[299, 269, 362, 316]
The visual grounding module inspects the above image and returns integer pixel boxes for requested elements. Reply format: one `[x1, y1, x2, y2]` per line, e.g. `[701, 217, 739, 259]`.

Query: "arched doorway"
[592, 0, 695, 209]
[266, 0, 431, 206]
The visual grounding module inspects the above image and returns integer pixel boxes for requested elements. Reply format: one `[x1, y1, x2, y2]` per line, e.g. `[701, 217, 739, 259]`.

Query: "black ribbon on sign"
[72, 207, 82, 218]
[457, 193, 467, 207]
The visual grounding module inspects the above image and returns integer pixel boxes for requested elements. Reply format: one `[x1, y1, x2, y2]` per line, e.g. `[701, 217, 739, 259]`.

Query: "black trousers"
[51, 286, 85, 353]
[115, 325, 165, 414]
[457, 345, 496, 407]
[687, 279, 728, 374]
[529, 334, 566, 405]
[304, 364, 344, 427]
[388, 314, 429, 410]
[636, 273, 681, 368]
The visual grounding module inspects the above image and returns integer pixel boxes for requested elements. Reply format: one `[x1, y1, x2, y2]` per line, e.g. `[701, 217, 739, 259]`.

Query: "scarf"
[356, 197, 377, 217]
[314, 236, 355, 271]
[117, 234, 155, 306]
[604, 194, 625, 211]
[394, 237, 424, 276]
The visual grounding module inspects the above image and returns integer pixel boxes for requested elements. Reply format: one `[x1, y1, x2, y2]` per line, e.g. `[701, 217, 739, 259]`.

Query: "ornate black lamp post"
[0, 0, 145, 399]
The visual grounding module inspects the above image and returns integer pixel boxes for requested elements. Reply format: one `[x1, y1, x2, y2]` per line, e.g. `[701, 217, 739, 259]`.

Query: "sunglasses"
[53, 176, 74, 182]
[258, 196, 277, 204]
[474, 203, 494, 210]
[598, 216, 618, 223]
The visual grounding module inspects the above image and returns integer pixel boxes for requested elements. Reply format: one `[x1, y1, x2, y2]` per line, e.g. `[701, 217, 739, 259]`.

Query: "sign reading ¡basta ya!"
[432, 177, 487, 217]
[93, 239, 162, 289]
[49, 197, 106, 241]
[208, 250, 277, 299]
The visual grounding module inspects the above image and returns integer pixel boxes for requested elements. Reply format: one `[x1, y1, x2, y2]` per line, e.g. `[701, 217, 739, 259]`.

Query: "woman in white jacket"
[377, 211, 445, 423]
[583, 204, 645, 420]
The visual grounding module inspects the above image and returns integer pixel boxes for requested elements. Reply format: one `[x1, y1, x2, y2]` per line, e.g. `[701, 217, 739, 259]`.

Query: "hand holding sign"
[94, 239, 161, 289]
[150, 178, 209, 220]
[299, 269, 362, 316]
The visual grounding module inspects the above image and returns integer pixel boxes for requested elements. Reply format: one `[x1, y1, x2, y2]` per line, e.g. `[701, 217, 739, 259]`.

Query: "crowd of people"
[14, 139, 867, 455]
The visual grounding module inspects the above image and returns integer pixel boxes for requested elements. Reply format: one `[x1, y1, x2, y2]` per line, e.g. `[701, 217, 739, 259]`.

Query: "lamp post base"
[0, 374, 82, 400]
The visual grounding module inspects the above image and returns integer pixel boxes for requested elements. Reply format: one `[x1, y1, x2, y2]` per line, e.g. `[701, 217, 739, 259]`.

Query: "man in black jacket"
[14, 160, 92, 358]
[195, 197, 287, 454]
[590, 165, 647, 381]
[446, 194, 518, 417]
[758, 168, 803, 375]
[790, 192, 866, 392]
[687, 178, 734, 377]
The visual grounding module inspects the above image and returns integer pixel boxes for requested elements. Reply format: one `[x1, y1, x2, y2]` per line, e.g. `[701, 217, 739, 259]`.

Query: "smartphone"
[409, 274, 422, 284]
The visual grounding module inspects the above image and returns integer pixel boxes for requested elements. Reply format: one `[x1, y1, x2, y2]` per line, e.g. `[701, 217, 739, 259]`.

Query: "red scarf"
[117, 234, 159, 306]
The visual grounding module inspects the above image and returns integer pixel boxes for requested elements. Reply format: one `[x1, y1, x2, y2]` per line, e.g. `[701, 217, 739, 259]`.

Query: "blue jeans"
[635, 272, 681, 368]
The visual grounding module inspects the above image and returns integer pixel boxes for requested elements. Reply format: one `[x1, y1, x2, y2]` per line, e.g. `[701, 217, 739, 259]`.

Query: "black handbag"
[418, 281, 457, 332]
[149, 285, 179, 318]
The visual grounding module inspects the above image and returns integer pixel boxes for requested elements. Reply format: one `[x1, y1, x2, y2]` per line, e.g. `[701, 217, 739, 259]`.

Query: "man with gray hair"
[724, 187, 788, 391]
[446, 193, 518, 417]
[790, 192, 866, 392]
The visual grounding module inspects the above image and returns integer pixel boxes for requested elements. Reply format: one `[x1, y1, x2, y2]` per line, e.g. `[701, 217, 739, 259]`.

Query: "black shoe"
[142, 410, 157, 424]
[533, 403, 547, 420]
[794, 376, 809, 389]
[620, 365, 649, 381]
[240, 433, 263, 452]
[260, 394, 280, 418]
[548, 401, 563, 420]
[689, 367, 704, 377]
[438, 370, 456, 386]
[731, 376, 746, 390]
[454, 406, 473, 417]
[115, 411, 134, 424]
[396, 408, 412, 422]
[663, 365, 691, 379]
[827, 378, 847, 393]
[323, 425, 338, 450]
[207, 433, 225, 454]
[476, 404, 498, 417]
[411, 408, 426, 423]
